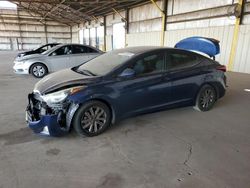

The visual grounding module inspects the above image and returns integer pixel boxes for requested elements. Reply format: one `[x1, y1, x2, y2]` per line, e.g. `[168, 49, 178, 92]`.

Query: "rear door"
[164, 49, 203, 104]
[69, 45, 100, 68]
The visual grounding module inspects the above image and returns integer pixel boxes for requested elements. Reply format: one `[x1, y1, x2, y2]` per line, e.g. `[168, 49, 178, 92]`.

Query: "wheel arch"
[194, 82, 219, 105]
[29, 62, 49, 74]
[73, 97, 116, 126]
[89, 98, 116, 124]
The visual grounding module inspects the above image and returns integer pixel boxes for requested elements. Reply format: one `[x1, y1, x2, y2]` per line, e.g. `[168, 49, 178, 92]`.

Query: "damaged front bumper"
[26, 93, 79, 136]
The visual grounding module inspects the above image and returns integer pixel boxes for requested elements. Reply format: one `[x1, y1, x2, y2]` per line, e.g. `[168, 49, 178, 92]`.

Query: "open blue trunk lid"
[174, 36, 220, 58]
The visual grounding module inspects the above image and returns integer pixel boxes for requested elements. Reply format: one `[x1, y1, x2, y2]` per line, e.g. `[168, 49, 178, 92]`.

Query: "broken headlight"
[41, 86, 85, 104]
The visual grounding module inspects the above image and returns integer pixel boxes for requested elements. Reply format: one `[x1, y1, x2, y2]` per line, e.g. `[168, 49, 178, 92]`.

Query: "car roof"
[109, 46, 214, 60]
[112, 46, 166, 54]
[42, 43, 102, 55]
[55, 43, 101, 50]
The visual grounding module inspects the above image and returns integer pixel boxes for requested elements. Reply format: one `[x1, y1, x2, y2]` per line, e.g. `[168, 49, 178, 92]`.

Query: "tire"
[73, 101, 111, 137]
[30, 63, 48, 78]
[194, 84, 217, 112]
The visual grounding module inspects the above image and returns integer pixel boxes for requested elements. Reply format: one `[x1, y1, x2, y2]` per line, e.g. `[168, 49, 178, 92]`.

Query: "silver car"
[13, 44, 103, 78]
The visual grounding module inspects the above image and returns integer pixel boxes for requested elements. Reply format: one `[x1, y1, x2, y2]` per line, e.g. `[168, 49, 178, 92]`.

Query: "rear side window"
[72, 45, 86, 54]
[87, 47, 98, 53]
[166, 51, 197, 71]
[72, 45, 98, 54]
[131, 53, 164, 76]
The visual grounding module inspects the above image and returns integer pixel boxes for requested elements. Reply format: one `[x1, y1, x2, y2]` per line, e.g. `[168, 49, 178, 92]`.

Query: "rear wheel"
[30, 63, 48, 78]
[73, 101, 111, 137]
[194, 85, 216, 111]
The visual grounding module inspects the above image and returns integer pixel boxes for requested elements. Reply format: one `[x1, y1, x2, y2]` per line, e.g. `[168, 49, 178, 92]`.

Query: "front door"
[47, 45, 71, 72]
[113, 52, 171, 117]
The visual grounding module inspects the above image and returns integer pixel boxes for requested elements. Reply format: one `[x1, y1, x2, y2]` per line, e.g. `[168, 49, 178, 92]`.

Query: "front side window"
[166, 51, 197, 70]
[131, 53, 164, 76]
[51, 46, 72, 56]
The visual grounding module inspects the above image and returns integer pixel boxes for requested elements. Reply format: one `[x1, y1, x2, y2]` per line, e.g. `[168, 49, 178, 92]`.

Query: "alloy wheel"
[33, 65, 45, 77]
[199, 88, 215, 109]
[80, 106, 107, 133]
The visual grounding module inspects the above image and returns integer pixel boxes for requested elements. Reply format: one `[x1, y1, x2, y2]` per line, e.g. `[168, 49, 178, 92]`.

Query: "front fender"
[26, 59, 51, 73]
[67, 90, 118, 124]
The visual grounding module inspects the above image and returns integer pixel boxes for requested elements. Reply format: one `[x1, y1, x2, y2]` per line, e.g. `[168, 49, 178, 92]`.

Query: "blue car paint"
[28, 114, 67, 136]
[27, 42, 226, 137]
[175, 36, 220, 57]
[27, 67, 225, 136]
[68, 67, 223, 122]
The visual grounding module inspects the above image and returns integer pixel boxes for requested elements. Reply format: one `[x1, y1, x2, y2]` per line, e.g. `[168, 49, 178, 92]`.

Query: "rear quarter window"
[196, 54, 217, 66]
[166, 50, 198, 71]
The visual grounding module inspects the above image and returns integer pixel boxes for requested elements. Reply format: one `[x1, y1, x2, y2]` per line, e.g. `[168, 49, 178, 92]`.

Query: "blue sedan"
[26, 37, 227, 137]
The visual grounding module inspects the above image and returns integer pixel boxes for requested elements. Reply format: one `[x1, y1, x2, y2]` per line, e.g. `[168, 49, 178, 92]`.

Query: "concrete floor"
[0, 51, 249, 188]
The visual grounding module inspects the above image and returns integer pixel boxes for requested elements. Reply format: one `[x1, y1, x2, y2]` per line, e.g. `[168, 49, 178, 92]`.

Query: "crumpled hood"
[34, 68, 99, 94]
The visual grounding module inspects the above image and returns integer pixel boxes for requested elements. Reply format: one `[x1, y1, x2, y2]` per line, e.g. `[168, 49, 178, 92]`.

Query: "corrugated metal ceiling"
[8, 0, 149, 25]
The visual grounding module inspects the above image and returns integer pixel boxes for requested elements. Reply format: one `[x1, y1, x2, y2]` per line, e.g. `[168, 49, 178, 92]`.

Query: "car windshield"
[33, 45, 46, 51]
[77, 51, 134, 76]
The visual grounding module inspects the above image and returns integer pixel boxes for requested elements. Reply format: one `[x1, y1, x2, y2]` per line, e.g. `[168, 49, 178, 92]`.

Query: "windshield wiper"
[74, 68, 96, 76]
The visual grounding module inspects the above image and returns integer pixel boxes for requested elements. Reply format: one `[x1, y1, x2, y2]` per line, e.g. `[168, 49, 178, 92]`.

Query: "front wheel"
[30, 63, 48, 78]
[73, 101, 111, 137]
[194, 85, 217, 112]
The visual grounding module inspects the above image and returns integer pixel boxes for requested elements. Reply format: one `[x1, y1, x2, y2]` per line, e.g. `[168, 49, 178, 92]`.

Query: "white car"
[13, 44, 103, 78]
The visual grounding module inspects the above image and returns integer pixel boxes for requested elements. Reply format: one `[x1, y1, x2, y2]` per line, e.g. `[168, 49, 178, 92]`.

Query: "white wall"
[233, 25, 250, 73]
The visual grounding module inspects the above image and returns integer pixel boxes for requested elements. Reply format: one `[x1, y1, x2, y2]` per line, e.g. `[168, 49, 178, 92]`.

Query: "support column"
[44, 21, 48, 44]
[103, 16, 107, 51]
[228, 0, 244, 71]
[125, 8, 129, 47]
[16, 7, 22, 50]
[163, 0, 168, 32]
[70, 26, 72, 43]
[150, 0, 166, 46]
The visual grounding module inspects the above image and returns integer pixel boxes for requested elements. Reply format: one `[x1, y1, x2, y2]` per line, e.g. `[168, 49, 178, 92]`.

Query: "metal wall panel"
[233, 25, 250, 73]
[0, 9, 72, 50]
[126, 31, 161, 46]
[129, 1, 162, 33]
[105, 35, 113, 51]
[71, 25, 79, 43]
[169, 0, 236, 15]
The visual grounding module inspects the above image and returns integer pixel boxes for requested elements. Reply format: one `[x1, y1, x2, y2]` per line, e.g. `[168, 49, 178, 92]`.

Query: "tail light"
[216, 65, 226, 72]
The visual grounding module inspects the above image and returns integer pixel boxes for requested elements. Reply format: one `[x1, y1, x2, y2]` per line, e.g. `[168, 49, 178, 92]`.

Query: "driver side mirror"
[119, 68, 135, 78]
